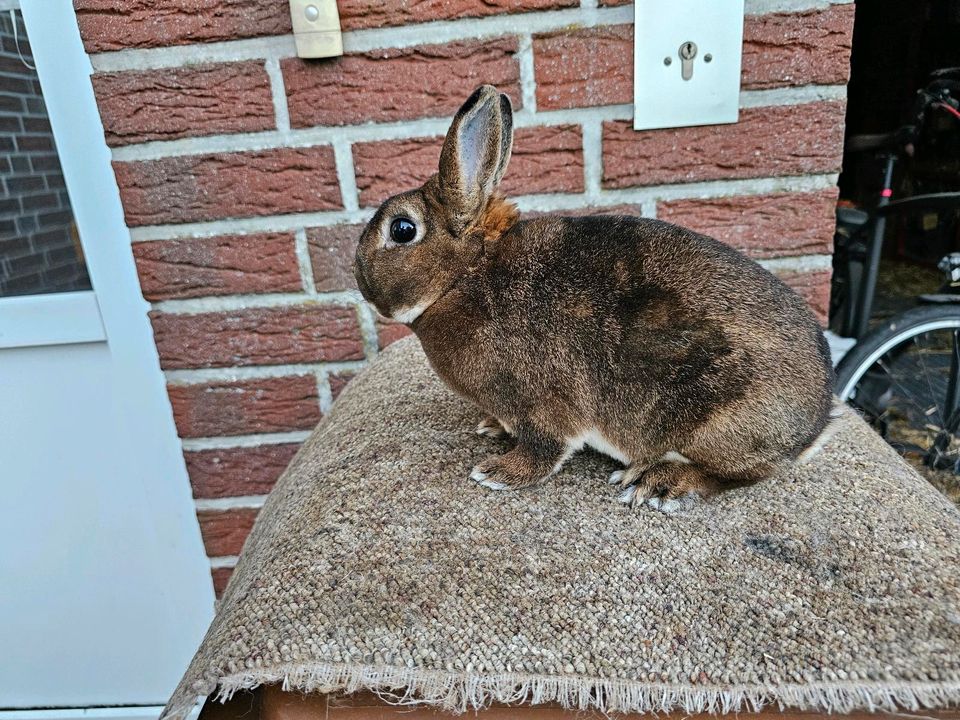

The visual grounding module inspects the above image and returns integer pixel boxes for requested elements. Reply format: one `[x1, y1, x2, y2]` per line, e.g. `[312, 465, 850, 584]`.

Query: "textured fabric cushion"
[164, 336, 960, 718]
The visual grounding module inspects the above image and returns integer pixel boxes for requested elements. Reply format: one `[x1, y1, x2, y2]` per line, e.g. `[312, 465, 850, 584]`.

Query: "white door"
[0, 1, 213, 713]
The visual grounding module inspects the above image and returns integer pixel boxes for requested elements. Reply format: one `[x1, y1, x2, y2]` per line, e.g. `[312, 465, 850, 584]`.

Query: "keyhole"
[678, 41, 697, 81]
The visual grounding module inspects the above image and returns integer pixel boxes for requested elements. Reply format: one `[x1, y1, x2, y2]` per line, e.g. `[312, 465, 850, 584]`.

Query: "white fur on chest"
[391, 303, 428, 324]
[569, 428, 631, 464]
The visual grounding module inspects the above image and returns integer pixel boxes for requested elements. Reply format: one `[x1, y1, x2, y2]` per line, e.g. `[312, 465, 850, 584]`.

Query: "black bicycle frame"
[847, 184, 960, 339]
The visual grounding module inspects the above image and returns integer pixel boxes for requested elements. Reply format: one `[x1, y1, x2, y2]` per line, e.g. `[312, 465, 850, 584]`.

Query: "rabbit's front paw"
[471, 431, 570, 492]
[476, 415, 510, 439]
[470, 464, 511, 490]
[470, 455, 542, 491]
[470, 444, 562, 491]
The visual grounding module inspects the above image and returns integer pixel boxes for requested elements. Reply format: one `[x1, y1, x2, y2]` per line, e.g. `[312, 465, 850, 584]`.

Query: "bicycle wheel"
[835, 304, 960, 473]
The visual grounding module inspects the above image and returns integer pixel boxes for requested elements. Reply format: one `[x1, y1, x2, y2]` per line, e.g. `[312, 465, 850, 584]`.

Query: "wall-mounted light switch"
[290, 0, 343, 59]
[633, 0, 744, 130]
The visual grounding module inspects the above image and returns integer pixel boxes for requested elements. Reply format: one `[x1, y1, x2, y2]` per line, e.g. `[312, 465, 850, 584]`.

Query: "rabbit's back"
[460, 213, 833, 457]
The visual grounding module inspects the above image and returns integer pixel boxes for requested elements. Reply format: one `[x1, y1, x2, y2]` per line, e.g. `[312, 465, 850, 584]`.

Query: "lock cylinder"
[679, 41, 698, 81]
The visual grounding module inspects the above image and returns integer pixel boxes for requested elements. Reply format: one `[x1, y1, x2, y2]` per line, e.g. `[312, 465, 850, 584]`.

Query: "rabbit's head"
[354, 85, 515, 323]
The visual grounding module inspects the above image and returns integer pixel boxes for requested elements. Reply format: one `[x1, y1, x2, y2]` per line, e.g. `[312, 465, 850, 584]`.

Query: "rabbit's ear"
[438, 86, 513, 225]
[491, 92, 513, 186]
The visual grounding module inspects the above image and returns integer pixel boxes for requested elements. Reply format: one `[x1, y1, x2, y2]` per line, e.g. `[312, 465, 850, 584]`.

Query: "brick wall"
[74, 0, 854, 596]
[0, 10, 88, 296]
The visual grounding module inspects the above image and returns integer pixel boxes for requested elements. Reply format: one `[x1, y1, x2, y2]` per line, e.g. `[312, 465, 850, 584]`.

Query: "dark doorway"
[837, 0, 960, 320]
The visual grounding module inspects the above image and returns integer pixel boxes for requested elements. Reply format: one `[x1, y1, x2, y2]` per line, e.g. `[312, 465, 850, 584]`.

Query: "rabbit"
[353, 85, 835, 513]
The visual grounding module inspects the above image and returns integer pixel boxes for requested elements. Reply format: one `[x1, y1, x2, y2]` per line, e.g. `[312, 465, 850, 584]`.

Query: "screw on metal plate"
[679, 41, 697, 81]
[663, 56, 672, 66]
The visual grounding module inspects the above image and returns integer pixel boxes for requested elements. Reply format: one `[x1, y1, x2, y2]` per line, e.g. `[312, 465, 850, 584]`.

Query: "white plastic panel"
[0, 705, 201, 720]
[633, 0, 745, 131]
[0, 343, 197, 706]
[0, 291, 105, 349]
[0, 708, 166, 720]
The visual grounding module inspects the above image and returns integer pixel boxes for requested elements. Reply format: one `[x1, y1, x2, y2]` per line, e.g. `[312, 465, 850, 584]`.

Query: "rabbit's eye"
[389, 217, 417, 244]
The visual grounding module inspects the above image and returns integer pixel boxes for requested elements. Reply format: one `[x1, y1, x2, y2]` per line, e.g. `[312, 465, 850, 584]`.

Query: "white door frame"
[1, 1, 214, 715]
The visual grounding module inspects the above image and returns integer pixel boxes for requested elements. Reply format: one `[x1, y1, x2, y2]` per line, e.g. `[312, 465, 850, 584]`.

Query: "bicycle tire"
[835, 304, 960, 401]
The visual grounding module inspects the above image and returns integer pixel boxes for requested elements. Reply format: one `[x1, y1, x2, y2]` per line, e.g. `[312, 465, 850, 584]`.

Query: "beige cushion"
[163, 336, 960, 718]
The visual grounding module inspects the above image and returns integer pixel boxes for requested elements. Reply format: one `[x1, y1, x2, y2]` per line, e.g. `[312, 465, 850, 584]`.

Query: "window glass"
[0, 9, 89, 298]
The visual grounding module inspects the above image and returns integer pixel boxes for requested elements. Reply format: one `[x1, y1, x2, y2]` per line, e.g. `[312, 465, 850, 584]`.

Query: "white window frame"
[0, 0, 104, 346]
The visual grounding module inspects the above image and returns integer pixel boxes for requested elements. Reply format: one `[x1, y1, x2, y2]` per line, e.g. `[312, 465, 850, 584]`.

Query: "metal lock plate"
[633, 0, 744, 130]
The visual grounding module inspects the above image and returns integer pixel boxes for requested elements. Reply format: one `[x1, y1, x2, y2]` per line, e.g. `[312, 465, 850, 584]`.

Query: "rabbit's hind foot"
[608, 450, 692, 489]
[618, 485, 700, 514]
[617, 461, 713, 514]
[607, 462, 648, 489]
[607, 469, 627, 486]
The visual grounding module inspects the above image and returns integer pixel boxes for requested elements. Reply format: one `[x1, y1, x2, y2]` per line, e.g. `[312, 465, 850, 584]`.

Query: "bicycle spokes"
[849, 328, 960, 470]
[925, 329, 960, 470]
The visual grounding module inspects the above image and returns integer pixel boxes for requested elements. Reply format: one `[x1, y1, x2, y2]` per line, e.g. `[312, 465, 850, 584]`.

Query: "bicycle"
[831, 68, 960, 478]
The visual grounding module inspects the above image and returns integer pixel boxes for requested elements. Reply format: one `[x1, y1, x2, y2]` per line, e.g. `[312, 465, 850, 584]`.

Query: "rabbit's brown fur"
[354, 85, 834, 512]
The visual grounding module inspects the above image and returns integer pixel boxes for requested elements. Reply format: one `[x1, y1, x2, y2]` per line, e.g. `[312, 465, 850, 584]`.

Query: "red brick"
[534, 26, 633, 111]
[92, 63, 274, 146]
[353, 125, 583, 206]
[602, 101, 845, 189]
[742, 6, 855, 90]
[197, 508, 257, 557]
[114, 147, 341, 226]
[338, 0, 577, 30]
[534, 8, 853, 111]
[521, 204, 643, 220]
[589, 204, 643, 216]
[353, 138, 441, 208]
[74, 0, 290, 53]
[150, 305, 365, 369]
[328, 371, 356, 401]
[778, 269, 832, 325]
[211, 566, 233, 598]
[168, 376, 321, 439]
[377, 318, 412, 349]
[507, 127, 584, 200]
[308, 224, 363, 293]
[186, 444, 301, 499]
[132, 233, 301, 300]
[282, 39, 521, 128]
[598, 0, 630, 5]
[657, 189, 838, 259]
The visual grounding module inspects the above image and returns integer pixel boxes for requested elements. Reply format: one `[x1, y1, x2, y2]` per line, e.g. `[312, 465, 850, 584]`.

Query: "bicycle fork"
[852, 155, 897, 340]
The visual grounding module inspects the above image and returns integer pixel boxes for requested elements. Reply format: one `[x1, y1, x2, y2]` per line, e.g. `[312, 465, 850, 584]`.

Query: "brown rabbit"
[354, 85, 834, 513]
